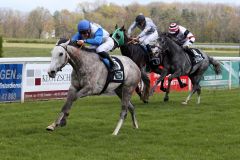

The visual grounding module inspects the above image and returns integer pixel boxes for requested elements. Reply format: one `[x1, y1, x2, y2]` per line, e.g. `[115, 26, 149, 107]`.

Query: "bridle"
[56, 45, 70, 72]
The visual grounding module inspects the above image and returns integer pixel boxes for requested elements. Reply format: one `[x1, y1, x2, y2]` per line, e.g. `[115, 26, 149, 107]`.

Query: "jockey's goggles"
[80, 30, 89, 35]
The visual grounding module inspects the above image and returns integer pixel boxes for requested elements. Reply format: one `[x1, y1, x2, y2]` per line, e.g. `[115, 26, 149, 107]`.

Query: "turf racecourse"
[0, 89, 240, 160]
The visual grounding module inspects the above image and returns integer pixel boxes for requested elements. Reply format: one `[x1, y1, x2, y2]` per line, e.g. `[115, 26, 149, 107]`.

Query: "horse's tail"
[208, 56, 222, 75]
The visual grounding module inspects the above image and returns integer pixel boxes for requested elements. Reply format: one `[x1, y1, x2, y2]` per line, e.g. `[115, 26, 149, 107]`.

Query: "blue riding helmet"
[78, 20, 90, 32]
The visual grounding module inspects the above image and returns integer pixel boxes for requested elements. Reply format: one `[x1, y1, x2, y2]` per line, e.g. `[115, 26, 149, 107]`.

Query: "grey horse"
[46, 39, 141, 135]
[150, 33, 222, 104]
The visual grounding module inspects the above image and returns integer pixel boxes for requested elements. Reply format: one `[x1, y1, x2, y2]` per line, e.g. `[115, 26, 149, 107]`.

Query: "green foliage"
[0, 36, 2, 57]
[0, 89, 240, 160]
[1, 2, 239, 43]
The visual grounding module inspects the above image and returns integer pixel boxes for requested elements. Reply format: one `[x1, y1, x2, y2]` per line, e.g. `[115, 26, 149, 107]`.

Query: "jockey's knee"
[142, 40, 149, 46]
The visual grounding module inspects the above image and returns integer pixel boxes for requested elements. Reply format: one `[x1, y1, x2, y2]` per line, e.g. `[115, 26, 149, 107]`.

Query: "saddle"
[185, 48, 204, 65]
[100, 57, 124, 94]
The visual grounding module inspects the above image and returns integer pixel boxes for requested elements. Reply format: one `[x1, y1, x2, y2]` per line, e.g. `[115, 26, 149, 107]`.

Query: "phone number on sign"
[1, 93, 17, 101]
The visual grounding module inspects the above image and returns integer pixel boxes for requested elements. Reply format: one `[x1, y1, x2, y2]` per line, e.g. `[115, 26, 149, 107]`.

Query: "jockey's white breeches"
[96, 37, 114, 53]
[182, 37, 195, 48]
[139, 30, 159, 45]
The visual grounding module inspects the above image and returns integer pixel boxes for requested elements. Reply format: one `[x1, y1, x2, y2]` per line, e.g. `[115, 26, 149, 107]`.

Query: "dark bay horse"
[111, 26, 187, 102]
[46, 39, 141, 135]
[111, 26, 155, 103]
[150, 33, 222, 104]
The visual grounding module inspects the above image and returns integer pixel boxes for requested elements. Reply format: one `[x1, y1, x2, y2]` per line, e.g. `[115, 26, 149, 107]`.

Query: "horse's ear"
[61, 40, 70, 48]
[158, 29, 163, 35]
[115, 24, 118, 29]
[120, 25, 125, 31]
[56, 37, 69, 45]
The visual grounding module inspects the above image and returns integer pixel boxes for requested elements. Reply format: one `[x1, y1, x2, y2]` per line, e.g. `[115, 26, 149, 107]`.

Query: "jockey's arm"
[71, 32, 82, 42]
[84, 28, 103, 46]
[187, 33, 195, 44]
[127, 22, 137, 37]
[180, 26, 195, 48]
[183, 34, 195, 48]
[137, 26, 154, 39]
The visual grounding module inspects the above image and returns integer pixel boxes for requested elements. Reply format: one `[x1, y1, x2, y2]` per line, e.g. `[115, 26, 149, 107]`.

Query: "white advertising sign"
[24, 63, 72, 100]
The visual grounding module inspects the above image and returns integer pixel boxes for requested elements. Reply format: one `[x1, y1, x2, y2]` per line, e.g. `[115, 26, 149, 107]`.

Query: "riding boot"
[184, 47, 194, 57]
[98, 51, 116, 72]
[146, 44, 153, 56]
[184, 47, 195, 64]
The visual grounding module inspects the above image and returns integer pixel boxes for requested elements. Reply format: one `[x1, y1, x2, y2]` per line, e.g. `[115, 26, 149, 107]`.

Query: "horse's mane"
[162, 32, 182, 46]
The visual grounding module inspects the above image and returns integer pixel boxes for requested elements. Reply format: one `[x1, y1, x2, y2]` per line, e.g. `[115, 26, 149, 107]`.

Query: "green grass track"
[0, 89, 240, 160]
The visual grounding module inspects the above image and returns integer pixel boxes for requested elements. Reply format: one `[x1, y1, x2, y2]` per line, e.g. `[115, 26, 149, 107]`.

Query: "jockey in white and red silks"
[168, 22, 195, 49]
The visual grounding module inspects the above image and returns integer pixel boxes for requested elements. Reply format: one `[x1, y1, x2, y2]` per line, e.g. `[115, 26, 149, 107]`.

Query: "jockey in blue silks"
[71, 19, 116, 71]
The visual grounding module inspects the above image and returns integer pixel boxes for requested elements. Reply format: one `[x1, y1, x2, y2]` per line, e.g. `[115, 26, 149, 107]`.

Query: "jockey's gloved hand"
[77, 40, 85, 46]
[183, 44, 190, 49]
[132, 37, 140, 43]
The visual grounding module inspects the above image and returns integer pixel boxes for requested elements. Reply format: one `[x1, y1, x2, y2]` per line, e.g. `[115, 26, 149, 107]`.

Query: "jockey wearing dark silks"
[71, 19, 116, 71]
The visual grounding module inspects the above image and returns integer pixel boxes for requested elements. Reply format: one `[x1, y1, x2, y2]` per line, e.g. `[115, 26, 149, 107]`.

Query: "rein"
[58, 45, 70, 71]
[57, 44, 84, 71]
[127, 38, 139, 45]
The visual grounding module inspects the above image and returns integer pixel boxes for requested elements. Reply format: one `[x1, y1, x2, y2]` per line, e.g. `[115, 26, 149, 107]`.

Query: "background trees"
[0, 2, 239, 43]
[25, 7, 53, 38]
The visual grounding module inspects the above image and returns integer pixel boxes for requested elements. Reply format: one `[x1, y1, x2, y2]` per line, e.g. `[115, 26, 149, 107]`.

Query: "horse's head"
[48, 38, 70, 78]
[111, 25, 128, 49]
[157, 33, 170, 54]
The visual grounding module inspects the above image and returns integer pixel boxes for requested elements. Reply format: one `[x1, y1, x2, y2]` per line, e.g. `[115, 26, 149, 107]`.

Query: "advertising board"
[200, 61, 239, 88]
[24, 64, 72, 100]
[0, 64, 23, 102]
[149, 73, 190, 92]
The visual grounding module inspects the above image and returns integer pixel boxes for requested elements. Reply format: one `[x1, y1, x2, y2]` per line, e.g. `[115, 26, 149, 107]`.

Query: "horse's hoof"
[160, 88, 167, 92]
[164, 97, 169, 102]
[181, 102, 188, 105]
[133, 125, 139, 129]
[180, 83, 188, 88]
[46, 126, 55, 131]
[143, 100, 148, 104]
[59, 118, 67, 127]
[112, 133, 118, 136]
[149, 91, 154, 96]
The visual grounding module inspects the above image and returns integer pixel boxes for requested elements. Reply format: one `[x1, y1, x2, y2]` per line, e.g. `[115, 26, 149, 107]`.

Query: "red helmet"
[168, 23, 179, 34]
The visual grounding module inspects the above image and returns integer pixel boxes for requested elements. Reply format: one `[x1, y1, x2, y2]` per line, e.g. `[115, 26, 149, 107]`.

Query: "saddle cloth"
[190, 48, 204, 64]
[100, 56, 124, 94]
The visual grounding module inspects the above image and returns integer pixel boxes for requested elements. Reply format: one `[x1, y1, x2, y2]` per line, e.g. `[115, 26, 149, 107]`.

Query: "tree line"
[0, 1, 239, 43]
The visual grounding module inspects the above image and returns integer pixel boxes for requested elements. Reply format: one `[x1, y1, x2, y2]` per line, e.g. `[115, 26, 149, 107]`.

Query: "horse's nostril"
[51, 70, 55, 75]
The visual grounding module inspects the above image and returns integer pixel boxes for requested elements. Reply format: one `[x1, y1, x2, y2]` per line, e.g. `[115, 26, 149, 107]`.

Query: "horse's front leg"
[165, 70, 182, 102]
[150, 69, 168, 96]
[113, 86, 135, 135]
[177, 77, 187, 88]
[163, 78, 172, 102]
[140, 70, 150, 103]
[160, 79, 167, 92]
[46, 85, 92, 131]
